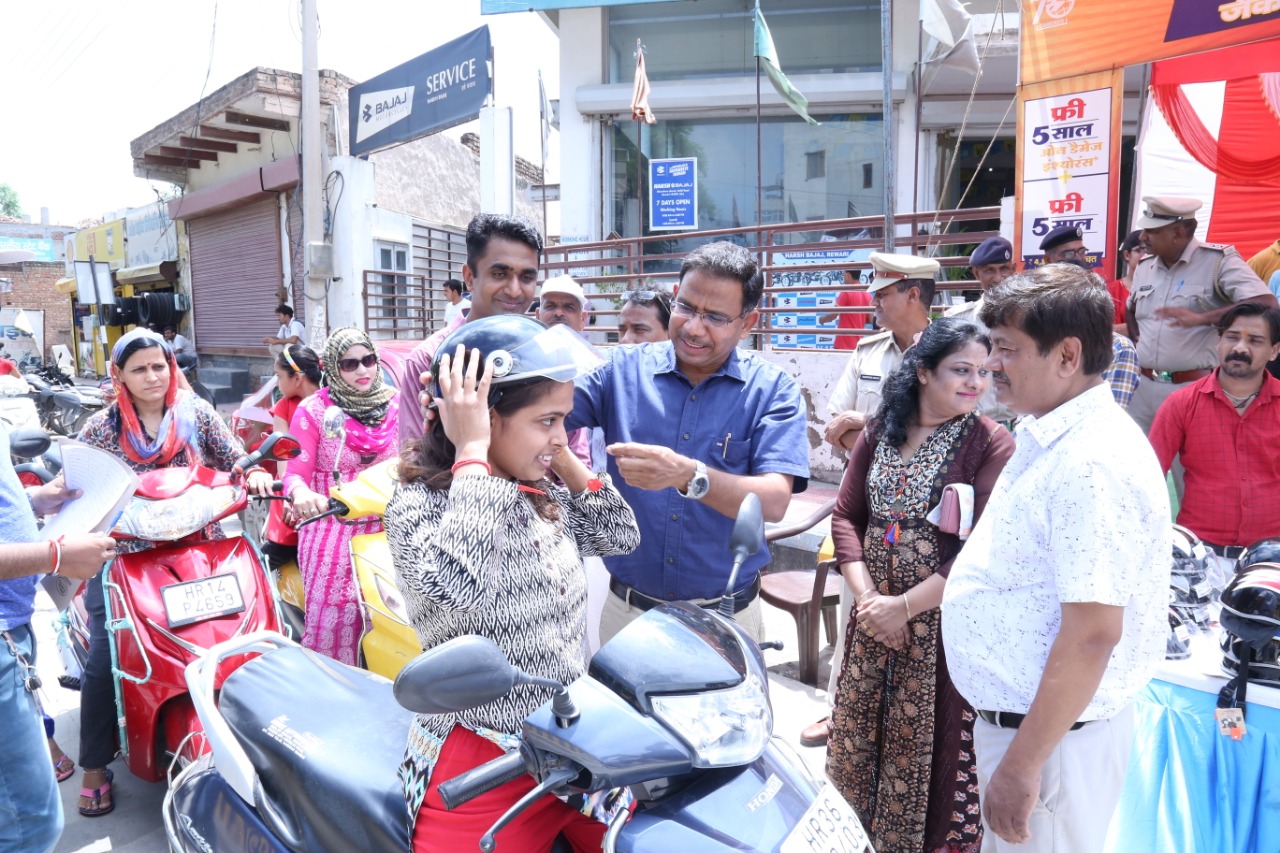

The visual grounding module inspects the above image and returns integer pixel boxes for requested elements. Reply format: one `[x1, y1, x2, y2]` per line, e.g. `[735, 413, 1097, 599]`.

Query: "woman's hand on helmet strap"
[550, 445, 589, 493]
[437, 345, 493, 458]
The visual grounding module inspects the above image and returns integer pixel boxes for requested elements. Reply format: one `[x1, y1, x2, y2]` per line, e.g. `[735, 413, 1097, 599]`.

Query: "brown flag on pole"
[631, 38, 657, 125]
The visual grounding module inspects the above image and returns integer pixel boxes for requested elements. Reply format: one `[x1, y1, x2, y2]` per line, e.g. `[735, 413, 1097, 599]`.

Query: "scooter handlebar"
[437, 750, 528, 812]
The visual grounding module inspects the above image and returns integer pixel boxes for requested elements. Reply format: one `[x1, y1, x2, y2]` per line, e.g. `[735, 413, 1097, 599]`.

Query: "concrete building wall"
[0, 262, 75, 360]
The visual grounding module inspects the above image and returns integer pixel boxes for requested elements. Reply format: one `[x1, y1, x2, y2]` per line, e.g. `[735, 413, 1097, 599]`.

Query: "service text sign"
[649, 158, 698, 231]
[349, 26, 492, 157]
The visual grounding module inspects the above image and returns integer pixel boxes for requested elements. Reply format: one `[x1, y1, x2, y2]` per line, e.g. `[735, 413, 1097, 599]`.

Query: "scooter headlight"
[114, 484, 241, 541]
[650, 671, 772, 768]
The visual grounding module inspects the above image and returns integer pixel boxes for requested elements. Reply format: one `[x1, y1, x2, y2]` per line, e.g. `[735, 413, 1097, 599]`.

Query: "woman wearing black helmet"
[384, 315, 640, 853]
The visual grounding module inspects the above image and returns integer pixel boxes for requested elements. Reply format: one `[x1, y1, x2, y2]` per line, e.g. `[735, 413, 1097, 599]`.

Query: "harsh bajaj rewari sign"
[348, 26, 493, 157]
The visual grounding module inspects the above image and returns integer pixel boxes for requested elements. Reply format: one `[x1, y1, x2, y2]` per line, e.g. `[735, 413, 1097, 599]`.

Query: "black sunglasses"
[337, 353, 378, 372]
[625, 289, 672, 323]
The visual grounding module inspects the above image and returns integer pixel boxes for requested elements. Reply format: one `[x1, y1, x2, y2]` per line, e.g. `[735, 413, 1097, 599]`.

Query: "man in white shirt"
[942, 264, 1169, 851]
[161, 325, 196, 370]
[441, 278, 466, 324]
[262, 304, 306, 355]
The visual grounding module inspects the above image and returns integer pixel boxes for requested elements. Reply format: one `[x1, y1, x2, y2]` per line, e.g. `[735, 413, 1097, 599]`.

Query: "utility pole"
[881, 0, 895, 253]
[301, 0, 327, 342]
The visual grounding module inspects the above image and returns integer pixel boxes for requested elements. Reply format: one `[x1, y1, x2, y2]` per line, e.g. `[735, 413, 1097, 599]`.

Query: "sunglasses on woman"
[338, 353, 378, 372]
[624, 289, 672, 324]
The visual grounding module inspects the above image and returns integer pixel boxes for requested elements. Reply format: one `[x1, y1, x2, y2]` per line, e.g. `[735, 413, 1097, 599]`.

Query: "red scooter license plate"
[160, 574, 246, 629]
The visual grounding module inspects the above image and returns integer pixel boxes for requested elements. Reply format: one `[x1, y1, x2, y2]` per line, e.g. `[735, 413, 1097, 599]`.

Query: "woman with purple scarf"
[285, 328, 399, 665]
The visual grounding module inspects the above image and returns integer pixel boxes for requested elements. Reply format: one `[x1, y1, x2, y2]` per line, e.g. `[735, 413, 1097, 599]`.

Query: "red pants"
[412, 726, 607, 853]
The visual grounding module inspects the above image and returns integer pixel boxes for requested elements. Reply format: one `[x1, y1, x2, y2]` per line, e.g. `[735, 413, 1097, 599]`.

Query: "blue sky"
[0, 0, 559, 224]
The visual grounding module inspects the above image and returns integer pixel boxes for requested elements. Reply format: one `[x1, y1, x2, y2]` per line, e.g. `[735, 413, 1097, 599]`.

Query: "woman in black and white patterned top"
[384, 316, 639, 853]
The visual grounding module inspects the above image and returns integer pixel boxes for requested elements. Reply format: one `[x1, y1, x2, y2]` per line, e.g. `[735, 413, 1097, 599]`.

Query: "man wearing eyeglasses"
[567, 241, 810, 644]
[1125, 196, 1274, 434]
[1039, 224, 1089, 265]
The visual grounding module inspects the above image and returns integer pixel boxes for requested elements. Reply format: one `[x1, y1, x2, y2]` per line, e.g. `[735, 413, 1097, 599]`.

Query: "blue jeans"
[0, 624, 63, 853]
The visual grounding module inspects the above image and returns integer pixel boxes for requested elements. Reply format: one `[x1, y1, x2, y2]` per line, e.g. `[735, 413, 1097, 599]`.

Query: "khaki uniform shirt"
[944, 298, 1017, 423]
[1128, 238, 1269, 372]
[828, 330, 905, 418]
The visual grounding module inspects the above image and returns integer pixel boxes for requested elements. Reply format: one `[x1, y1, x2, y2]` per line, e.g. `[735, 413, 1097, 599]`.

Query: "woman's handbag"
[926, 483, 974, 539]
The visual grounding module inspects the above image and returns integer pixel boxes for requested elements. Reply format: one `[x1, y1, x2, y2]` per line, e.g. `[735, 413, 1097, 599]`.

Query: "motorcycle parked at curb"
[163, 494, 872, 853]
[21, 363, 105, 435]
[62, 432, 301, 783]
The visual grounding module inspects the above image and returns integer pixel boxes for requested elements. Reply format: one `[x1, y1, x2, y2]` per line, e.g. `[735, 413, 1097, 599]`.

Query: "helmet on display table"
[1169, 525, 1213, 633]
[1218, 562, 1280, 714]
[1166, 608, 1193, 661]
[1235, 538, 1280, 575]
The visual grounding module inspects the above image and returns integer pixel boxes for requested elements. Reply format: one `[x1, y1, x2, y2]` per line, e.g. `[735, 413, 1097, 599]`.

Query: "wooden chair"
[761, 498, 842, 686]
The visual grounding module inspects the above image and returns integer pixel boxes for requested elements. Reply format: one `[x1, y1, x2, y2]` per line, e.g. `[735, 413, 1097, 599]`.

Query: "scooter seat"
[219, 644, 413, 853]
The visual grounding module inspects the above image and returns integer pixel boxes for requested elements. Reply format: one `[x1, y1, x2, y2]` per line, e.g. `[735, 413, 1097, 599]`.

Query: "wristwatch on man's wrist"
[682, 460, 710, 500]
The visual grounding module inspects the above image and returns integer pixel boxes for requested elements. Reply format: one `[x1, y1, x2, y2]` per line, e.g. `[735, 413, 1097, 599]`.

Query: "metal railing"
[543, 206, 1001, 349]
[362, 270, 442, 340]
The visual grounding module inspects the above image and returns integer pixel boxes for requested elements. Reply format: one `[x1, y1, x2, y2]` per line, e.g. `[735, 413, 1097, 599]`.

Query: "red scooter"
[98, 432, 299, 782]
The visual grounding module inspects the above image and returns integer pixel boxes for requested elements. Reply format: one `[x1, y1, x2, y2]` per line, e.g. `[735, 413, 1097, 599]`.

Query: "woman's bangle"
[48, 538, 62, 575]
[902, 594, 912, 621]
[451, 459, 492, 476]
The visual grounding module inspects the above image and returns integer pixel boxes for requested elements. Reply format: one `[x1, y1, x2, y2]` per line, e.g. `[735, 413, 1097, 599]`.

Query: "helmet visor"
[488, 323, 603, 386]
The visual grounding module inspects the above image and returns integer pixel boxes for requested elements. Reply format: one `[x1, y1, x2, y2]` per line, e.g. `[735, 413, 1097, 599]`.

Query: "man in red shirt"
[1149, 302, 1280, 565]
[818, 270, 873, 350]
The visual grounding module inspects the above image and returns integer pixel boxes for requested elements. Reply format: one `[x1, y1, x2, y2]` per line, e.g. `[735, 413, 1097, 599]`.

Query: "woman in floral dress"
[286, 328, 399, 665]
[827, 319, 1015, 853]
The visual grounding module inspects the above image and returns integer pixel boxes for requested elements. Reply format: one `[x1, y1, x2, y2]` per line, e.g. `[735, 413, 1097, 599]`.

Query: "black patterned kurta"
[384, 473, 639, 831]
[828, 414, 995, 853]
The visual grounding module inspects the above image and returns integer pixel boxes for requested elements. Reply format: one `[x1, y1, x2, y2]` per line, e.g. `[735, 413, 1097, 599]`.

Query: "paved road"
[37, 536, 832, 852]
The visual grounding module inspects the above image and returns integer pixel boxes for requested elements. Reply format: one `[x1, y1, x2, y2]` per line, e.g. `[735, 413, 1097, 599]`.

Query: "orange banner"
[1014, 70, 1124, 280]
[1021, 0, 1280, 85]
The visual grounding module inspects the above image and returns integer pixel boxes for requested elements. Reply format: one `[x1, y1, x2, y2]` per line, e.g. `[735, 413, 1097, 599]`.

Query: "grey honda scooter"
[162, 495, 873, 853]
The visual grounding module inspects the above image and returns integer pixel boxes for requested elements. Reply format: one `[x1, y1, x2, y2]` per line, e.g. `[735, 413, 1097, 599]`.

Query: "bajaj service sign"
[349, 26, 492, 157]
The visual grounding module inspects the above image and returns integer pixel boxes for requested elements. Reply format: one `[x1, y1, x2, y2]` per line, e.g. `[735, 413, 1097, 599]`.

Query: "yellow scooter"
[278, 456, 423, 679]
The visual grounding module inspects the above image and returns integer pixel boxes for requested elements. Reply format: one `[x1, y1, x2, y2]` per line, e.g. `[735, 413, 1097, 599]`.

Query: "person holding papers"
[73, 328, 272, 817]
[1, 424, 115, 853]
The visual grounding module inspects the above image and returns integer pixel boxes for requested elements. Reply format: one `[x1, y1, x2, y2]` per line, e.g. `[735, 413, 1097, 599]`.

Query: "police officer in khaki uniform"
[825, 252, 938, 450]
[1127, 195, 1275, 433]
[946, 236, 1017, 425]
[803, 251, 936, 749]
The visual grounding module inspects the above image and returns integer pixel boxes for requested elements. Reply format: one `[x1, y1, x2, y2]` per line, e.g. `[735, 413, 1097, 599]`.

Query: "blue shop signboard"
[649, 158, 698, 231]
[349, 26, 492, 157]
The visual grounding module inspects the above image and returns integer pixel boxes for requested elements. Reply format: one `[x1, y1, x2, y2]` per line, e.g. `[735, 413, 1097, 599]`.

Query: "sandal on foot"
[78, 769, 114, 817]
[54, 755, 75, 783]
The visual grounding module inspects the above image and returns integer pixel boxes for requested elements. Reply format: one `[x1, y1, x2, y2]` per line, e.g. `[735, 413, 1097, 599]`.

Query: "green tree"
[0, 183, 21, 218]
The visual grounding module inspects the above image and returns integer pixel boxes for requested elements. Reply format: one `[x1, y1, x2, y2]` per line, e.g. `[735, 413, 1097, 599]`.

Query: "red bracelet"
[451, 459, 492, 475]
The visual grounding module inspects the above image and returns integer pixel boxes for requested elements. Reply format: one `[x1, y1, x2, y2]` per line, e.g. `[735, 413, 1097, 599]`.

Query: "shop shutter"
[188, 198, 281, 349]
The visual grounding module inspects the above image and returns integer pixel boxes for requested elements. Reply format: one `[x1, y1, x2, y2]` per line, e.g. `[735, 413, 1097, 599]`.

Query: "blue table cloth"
[1106, 679, 1280, 852]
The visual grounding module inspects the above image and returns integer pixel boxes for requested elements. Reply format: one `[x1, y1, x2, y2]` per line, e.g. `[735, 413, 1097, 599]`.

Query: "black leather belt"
[976, 709, 1087, 731]
[609, 575, 760, 614]
[1204, 543, 1246, 560]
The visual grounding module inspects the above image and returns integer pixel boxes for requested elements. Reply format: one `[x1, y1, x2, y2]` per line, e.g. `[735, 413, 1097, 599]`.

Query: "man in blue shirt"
[0, 425, 116, 850]
[568, 241, 810, 643]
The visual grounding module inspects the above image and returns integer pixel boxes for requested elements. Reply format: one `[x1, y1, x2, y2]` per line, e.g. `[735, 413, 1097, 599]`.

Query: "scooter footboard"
[617, 738, 829, 853]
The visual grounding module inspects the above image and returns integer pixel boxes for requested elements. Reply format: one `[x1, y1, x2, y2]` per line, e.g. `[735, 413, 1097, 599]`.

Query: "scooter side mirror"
[9, 427, 52, 460]
[728, 493, 764, 563]
[394, 636, 518, 715]
[264, 432, 301, 461]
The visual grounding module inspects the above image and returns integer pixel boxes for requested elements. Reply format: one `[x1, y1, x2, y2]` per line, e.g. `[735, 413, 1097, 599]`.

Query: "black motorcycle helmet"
[1236, 538, 1280, 575]
[1166, 608, 1193, 661]
[429, 315, 601, 405]
[1171, 525, 1210, 578]
[1220, 633, 1280, 684]
[1220, 562, 1280, 649]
